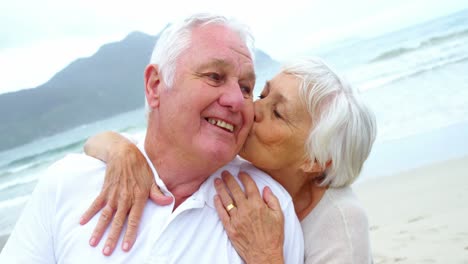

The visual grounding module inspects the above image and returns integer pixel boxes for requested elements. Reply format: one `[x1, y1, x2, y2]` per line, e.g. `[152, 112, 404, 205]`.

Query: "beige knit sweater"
[301, 186, 372, 264]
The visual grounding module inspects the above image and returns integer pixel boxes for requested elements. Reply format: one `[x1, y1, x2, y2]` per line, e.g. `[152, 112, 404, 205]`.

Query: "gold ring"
[226, 203, 236, 212]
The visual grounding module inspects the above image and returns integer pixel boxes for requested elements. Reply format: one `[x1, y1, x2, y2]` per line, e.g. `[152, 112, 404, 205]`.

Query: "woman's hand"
[80, 132, 173, 256]
[214, 171, 285, 264]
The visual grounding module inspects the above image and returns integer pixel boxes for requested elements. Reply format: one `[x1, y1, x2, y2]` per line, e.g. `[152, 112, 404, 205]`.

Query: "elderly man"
[0, 14, 303, 263]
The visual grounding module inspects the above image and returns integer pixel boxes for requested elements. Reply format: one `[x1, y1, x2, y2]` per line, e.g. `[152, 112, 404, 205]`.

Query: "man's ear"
[300, 159, 332, 174]
[144, 64, 162, 109]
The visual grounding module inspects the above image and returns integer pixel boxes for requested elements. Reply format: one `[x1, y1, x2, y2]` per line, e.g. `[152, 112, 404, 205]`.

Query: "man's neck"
[144, 136, 224, 209]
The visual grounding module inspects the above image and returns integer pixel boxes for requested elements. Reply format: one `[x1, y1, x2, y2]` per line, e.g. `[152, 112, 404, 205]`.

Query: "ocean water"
[0, 109, 147, 236]
[317, 9, 468, 142]
[1, 9, 468, 236]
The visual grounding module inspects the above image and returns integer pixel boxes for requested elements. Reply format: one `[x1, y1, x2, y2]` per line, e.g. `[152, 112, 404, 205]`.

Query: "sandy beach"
[355, 156, 468, 263]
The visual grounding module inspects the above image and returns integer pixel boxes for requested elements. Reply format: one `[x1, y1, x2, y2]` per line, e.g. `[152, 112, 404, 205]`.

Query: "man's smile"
[205, 117, 235, 133]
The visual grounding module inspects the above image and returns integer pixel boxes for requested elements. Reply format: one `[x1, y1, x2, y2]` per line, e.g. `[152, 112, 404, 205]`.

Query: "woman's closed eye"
[257, 94, 282, 119]
[273, 109, 282, 119]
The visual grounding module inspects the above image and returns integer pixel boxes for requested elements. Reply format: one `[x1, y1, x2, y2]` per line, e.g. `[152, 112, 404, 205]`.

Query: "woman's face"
[239, 72, 312, 177]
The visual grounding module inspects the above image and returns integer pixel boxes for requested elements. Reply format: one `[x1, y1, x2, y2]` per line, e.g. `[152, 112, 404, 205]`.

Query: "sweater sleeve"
[303, 190, 372, 264]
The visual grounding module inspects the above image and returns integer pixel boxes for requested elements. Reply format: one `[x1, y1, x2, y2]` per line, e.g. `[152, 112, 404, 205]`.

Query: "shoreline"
[359, 120, 468, 181]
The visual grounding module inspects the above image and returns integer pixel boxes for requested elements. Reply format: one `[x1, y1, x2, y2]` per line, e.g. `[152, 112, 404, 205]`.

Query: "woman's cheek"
[258, 126, 283, 146]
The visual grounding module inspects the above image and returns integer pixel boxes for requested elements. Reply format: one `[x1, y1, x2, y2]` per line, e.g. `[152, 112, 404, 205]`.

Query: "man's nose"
[218, 81, 245, 112]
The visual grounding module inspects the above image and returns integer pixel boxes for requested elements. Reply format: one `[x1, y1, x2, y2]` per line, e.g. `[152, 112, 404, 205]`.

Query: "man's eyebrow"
[242, 70, 256, 82]
[195, 59, 256, 82]
[195, 59, 231, 71]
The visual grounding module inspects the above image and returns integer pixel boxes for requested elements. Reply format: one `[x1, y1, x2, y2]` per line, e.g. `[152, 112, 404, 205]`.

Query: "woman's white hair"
[283, 58, 377, 188]
[145, 13, 255, 113]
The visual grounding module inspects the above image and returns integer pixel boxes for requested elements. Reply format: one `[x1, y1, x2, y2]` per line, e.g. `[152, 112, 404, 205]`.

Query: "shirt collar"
[192, 157, 244, 209]
[136, 142, 242, 210]
[136, 142, 173, 199]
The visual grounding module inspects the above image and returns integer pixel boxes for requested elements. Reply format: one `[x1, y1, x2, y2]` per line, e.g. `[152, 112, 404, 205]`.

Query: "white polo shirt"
[1, 145, 304, 263]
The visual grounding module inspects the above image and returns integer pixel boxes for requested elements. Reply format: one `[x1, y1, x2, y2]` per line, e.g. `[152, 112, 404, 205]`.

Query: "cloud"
[0, 0, 466, 93]
[0, 36, 112, 93]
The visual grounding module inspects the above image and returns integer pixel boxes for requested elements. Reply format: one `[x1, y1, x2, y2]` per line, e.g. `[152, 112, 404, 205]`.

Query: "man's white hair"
[145, 13, 255, 113]
[283, 58, 377, 188]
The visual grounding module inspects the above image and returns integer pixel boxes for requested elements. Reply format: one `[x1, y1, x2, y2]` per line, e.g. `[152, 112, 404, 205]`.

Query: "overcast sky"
[0, 0, 466, 94]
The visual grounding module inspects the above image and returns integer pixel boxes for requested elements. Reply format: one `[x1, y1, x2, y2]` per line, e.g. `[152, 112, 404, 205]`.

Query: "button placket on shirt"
[144, 197, 205, 263]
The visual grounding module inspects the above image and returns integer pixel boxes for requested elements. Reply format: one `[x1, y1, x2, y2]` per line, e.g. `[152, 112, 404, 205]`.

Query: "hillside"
[0, 31, 279, 151]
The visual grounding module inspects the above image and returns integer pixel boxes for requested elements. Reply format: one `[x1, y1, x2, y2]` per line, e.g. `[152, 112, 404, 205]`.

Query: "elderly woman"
[81, 58, 377, 263]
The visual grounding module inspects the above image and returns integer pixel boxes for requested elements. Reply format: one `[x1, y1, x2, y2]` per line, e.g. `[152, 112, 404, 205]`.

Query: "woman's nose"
[253, 100, 263, 122]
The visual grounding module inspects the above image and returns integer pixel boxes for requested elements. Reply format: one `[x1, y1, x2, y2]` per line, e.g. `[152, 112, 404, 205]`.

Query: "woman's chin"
[239, 146, 275, 177]
[238, 146, 250, 161]
[239, 148, 260, 168]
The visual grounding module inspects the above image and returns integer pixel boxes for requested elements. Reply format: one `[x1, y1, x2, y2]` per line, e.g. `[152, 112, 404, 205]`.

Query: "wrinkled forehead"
[180, 25, 255, 75]
[191, 24, 253, 59]
[195, 22, 253, 53]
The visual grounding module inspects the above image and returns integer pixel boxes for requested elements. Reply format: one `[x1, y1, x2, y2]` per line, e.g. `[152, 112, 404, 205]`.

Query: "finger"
[214, 195, 231, 228]
[80, 195, 106, 225]
[89, 204, 115, 247]
[149, 181, 173, 205]
[238, 171, 261, 199]
[263, 186, 281, 211]
[214, 178, 236, 210]
[221, 171, 246, 203]
[102, 201, 131, 256]
[121, 197, 146, 252]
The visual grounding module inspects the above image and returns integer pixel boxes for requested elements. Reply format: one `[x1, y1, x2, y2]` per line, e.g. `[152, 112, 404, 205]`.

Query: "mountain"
[0, 31, 279, 151]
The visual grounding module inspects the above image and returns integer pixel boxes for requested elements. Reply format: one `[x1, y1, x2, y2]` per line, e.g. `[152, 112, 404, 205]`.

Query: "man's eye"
[258, 94, 266, 99]
[207, 73, 222, 81]
[241, 86, 251, 96]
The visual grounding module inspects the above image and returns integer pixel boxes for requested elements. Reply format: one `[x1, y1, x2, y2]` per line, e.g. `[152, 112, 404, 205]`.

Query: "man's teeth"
[207, 118, 234, 132]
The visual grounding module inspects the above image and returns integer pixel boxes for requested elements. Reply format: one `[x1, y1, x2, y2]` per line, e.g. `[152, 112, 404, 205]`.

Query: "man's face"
[154, 24, 255, 166]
